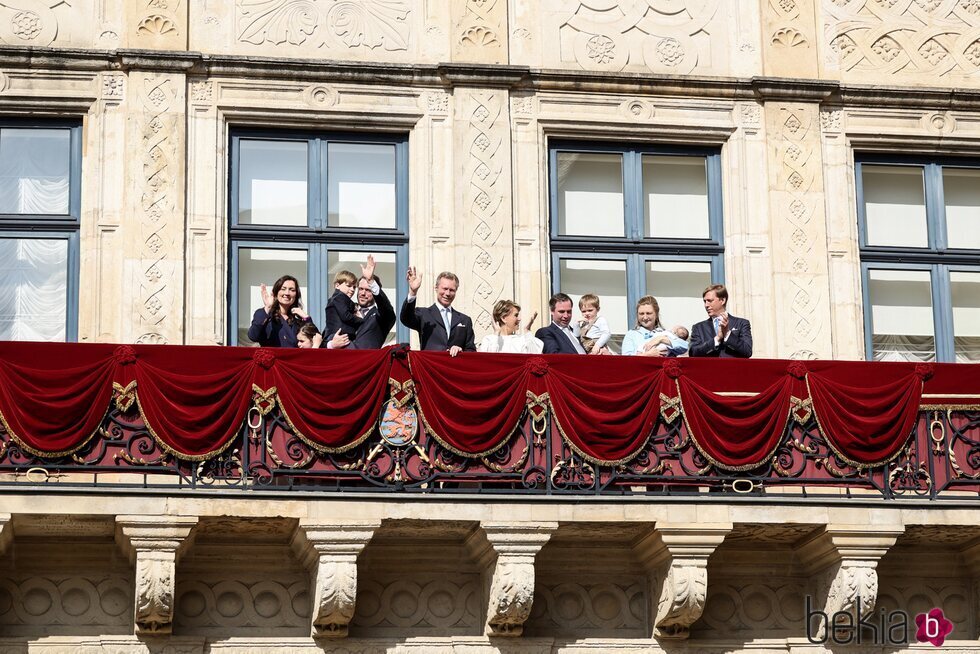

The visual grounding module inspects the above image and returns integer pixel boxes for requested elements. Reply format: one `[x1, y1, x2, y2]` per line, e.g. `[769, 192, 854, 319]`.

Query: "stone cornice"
[6, 45, 980, 109]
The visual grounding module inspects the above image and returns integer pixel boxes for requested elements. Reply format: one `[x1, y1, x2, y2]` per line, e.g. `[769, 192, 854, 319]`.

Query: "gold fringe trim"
[920, 403, 980, 411]
[0, 403, 107, 460]
[133, 389, 239, 462]
[274, 391, 375, 455]
[251, 384, 277, 416]
[113, 381, 137, 412]
[805, 375, 917, 470]
[677, 378, 792, 473]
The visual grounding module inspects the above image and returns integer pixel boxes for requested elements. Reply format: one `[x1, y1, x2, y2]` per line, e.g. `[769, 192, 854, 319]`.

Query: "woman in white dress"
[478, 300, 544, 354]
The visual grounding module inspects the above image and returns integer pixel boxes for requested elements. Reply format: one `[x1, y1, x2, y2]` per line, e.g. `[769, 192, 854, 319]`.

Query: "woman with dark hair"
[620, 295, 688, 357]
[247, 275, 312, 347]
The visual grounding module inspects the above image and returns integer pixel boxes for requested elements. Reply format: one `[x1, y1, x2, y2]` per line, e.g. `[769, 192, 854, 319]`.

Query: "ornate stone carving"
[739, 102, 762, 131]
[477, 522, 556, 636]
[697, 580, 806, 635]
[306, 84, 336, 107]
[622, 99, 653, 120]
[237, 0, 411, 52]
[102, 74, 126, 102]
[464, 92, 510, 334]
[0, 575, 134, 628]
[526, 581, 646, 637]
[175, 578, 309, 631]
[0, 1, 62, 46]
[797, 526, 903, 640]
[820, 108, 842, 133]
[559, 0, 721, 74]
[115, 516, 198, 635]
[135, 73, 183, 343]
[189, 80, 213, 104]
[634, 523, 731, 639]
[825, 0, 980, 77]
[353, 578, 482, 632]
[425, 90, 450, 115]
[291, 521, 379, 638]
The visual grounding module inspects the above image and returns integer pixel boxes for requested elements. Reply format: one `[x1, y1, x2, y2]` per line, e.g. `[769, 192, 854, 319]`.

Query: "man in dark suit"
[350, 255, 396, 350]
[535, 293, 587, 355]
[689, 284, 752, 358]
[399, 267, 476, 356]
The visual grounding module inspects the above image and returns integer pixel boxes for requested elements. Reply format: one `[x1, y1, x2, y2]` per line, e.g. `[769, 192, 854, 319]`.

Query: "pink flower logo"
[915, 608, 953, 647]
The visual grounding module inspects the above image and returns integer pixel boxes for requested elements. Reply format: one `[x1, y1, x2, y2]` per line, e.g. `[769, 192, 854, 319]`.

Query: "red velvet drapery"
[0, 342, 973, 468]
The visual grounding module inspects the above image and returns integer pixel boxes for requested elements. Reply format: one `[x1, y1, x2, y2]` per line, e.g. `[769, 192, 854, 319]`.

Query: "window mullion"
[934, 263, 953, 362]
[313, 139, 326, 230]
[927, 163, 947, 251]
[625, 151, 641, 241]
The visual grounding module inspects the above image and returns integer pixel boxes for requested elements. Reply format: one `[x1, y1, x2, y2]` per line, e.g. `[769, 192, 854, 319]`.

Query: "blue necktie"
[443, 308, 451, 333]
[713, 316, 721, 335]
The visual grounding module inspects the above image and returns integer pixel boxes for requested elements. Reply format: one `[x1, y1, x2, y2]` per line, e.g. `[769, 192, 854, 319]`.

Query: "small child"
[649, 325, 690, 356]
[573, 293, 612, 355]
[324, 270, 363, 340]
[297, 323, 323, 349]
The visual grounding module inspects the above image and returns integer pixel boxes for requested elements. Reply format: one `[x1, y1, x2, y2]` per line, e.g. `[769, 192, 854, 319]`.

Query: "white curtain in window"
[0, 141, 70, 214]
[18, 177, 69, 214]
[0, 238, 67, 341]
[872, 335, 936, 362]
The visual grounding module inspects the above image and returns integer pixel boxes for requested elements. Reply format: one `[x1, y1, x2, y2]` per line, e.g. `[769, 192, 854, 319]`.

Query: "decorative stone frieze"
[114, 515, 198, 635]
[797, 525, 904, 641]
[472, 521, 557, 637]
[290, 521, 380, 638]
[634, 523, 732, 639]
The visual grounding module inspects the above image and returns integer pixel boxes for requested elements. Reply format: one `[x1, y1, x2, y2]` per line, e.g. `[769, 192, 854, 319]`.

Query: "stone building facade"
[2, 1, 980, 652]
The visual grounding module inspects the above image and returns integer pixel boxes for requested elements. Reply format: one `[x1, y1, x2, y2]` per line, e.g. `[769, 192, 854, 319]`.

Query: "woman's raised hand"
[260, 283, 274, 313]
[291, 306, 309, 320]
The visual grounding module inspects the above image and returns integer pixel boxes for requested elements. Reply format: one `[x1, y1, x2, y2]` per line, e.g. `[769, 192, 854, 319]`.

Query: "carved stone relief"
[768, 104, 830, 359]
[102, 73, 126, 105]
[134, 73, 184, 345]
[236, 0, 412, 52]
[132, 0, 186, 50]
[462, 92, 512, 335]
[825, 0, 980, 79]
[695, 581, 806, 636]
[453, 0, 506, 63]
[189, 80, 214, 105]
[351, 577, 482, 634]
[878, 579, 974, 637]
[525, 582, 647, 638]
[174, 576, 310, 635]
[558, 0, 723, 74]
[0, 1, 64, 46]
[0, 575, 134, 632]
[765, 0, 819, 76]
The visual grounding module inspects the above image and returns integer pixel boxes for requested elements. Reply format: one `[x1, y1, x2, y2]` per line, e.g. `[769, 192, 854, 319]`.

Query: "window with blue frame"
[229, 131, 409, 346]
[857, 156, 980, 363]
[549, 141, 724, 351]
[0, 122, 81, 342]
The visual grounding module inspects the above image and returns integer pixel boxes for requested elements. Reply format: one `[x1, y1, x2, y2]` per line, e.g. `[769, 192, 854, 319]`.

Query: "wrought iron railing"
[1, 396, 978, 500]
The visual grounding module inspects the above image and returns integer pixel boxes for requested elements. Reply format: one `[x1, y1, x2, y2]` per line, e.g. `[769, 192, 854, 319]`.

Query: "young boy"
[573, 293, 612, 355]
[324, 270, 363, 341]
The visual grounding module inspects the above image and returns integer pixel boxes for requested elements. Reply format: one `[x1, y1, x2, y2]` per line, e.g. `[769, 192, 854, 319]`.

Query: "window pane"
[558, 258, 628, 352]
[237, 247, 308, 346]
[862, 165, 927, 247]
[643, 156, 709, 239]
[328, 143, 397, 229]
[943, 168, 980, 250]
[867, 269, 935, 362]
[238, 140, 308, 226]
[0, 128, 71, 215]
[328, 250, 398, 344]
[556, 152, 624, 237]
[951, 271, 980, 362]
[645, 261, 711, 333]
[0, 238, 67, 341]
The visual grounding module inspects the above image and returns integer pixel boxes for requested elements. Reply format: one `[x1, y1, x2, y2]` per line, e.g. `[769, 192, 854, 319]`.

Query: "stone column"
[115, 515, 198, 635]
[634, 523, 732, 639]
[452, 86, 516, 342]
[123, 67, 187, 345]
[797, 526, 904, 641]
[290, 521, 380, 638]
[471, 521, 558, 637]
[765, 100, 834, 359]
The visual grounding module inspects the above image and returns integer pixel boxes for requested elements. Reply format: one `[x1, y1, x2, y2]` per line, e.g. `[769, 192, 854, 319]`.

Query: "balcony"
[1, 341, 977, 501]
